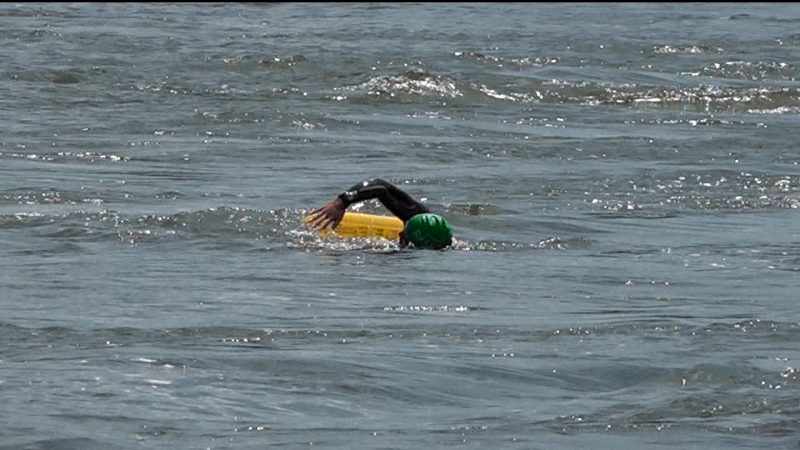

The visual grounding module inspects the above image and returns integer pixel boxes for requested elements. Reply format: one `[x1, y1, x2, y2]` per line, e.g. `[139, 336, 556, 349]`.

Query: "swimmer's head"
[403, 213, 453, 249]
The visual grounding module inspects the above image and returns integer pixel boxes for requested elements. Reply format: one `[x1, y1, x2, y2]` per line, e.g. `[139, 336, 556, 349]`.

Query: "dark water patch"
[710, 418, 800, 438]
[7, 319, 800, 354]
[6, 241, 86, 257]
[153, 191, 185, 200]
[6, 68, 89, 84]
[130, 80, 238, 99]
[625, 116, 756, 129]
[258, 54, 306, 69]
[2, 324, 267, 356]
[453, 51, 560, 69]
[48, 69, 83, 84]
[190, 109, 270, 125]
[543, 319, 800, 344]
[187, 108, 366, 136]
[777, 33, 800, 47]
[0, 438, 118, 450]
[199, 53, 306, 70]
[444, 203, 503, 216]
[554, 374, 800, 436]
[0, 26, 64, 41]
[396, 177, 462, 187]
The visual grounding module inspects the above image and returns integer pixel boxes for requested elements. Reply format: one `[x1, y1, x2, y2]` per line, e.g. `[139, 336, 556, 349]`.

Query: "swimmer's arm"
[337, 178, 429, 222]
[307, 178, 429, 231]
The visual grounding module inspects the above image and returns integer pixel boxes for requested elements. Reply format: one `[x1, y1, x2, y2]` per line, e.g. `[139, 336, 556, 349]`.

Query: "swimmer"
[307, 178, 453, 249]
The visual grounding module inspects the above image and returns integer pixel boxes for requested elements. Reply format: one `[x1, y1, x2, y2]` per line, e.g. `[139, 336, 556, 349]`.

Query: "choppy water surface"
[1, 3, 799, 449]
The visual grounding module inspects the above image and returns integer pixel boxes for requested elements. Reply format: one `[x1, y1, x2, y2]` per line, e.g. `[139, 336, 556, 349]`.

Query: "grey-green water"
[1, 3, 799, 449]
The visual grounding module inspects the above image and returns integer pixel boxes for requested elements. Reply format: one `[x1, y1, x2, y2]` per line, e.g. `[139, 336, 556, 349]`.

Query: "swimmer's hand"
[307, 197, 346, 231]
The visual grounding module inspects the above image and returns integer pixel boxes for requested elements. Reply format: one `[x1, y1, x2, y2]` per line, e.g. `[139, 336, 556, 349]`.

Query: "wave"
[199, 53, 306, 70]
[453, 51, 559, 68]
[1, 205, 559, 252]
[542, 82, 800, 111]
[0, 150, 130, 164]
[586, 171, 800, 216]
[334, 68, 800, 112]
[4, 168, 798, 250]
[337, 68, 464, 100]
[696, 60, 800, 81]
[651, 44, 724, 55]
[777, 33, 800, 47]
[6, 317, 795, 356]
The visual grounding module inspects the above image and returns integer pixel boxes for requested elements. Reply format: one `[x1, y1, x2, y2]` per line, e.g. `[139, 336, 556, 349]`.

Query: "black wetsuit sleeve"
[337, 178, 429, 222]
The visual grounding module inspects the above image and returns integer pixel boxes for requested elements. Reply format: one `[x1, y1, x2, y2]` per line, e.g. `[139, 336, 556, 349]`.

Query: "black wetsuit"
[337, 178, 429, 223]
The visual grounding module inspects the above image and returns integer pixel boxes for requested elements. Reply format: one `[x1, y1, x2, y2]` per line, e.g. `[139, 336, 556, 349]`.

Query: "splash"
[340, 69, 463, 99]
[651, 44, 724, 55]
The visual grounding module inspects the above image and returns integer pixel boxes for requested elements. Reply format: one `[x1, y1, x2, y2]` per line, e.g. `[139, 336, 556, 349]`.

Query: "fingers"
[307, 210, 333, 230]
[307, 199, 344, 231]
[307, 214, 326, 230]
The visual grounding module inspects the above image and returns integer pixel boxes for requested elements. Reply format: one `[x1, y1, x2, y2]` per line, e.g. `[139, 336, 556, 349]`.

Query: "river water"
[1, 3, 799, 449]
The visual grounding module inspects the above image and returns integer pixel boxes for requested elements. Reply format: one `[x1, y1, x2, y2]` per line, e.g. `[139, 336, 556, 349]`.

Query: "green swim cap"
[403, 213, 453, 249]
